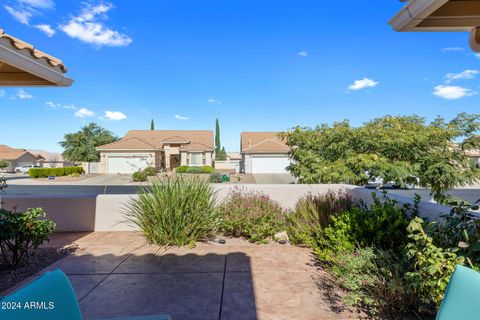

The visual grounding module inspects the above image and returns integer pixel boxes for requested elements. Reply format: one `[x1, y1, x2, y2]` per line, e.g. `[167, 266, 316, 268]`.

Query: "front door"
[170, 154, 181, 169]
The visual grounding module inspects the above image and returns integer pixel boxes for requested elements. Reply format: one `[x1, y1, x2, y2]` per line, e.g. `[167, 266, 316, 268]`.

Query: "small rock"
[274, 231, 289, 243]
[218, 239, 226, 244]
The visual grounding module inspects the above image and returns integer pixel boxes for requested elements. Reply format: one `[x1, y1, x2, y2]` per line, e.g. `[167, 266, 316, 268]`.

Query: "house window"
[203, 154, 206, 165]
[191, 153, 202, 166]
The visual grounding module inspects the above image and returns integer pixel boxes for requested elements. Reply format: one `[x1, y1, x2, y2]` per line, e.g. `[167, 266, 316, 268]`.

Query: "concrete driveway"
[253, 174, 297, 184]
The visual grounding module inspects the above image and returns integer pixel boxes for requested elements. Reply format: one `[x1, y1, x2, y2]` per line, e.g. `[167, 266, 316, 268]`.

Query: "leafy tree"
[0, 160, 8, 170]
[59, 123, 119, 162]
[150, 119, 155, 130]
[282, 113, 480, 201]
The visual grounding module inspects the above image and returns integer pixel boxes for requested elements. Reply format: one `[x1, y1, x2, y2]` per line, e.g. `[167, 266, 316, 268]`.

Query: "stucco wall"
[2, 185, 473, 232]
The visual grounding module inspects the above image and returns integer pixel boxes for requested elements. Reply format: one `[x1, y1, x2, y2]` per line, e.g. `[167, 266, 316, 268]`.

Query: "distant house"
[214, 152, 242, 173]
[240, 132, 291, 174]
[0, 145, 44, 172]
[466, 149, 480, 168]
[96, 130, 215, 174]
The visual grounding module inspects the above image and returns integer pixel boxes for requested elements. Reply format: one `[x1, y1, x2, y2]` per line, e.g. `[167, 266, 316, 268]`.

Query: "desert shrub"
[124, 176, 220, 246]
[29, 167, 84, 178]
[0, 208, 56, 268]
[132, 171, 148, 182]
[287, 190, 353, 248]
[0, 160, 8, 170]
[200, 165, 215, 173]
[210, 172, 223, 183]
[219, 187, 287, 243]
[405, 217, 465, 309]
[143, 166, 157, 176]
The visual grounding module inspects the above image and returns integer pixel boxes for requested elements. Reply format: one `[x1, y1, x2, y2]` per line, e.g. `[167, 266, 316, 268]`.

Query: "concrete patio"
[5, 232, 362, 320]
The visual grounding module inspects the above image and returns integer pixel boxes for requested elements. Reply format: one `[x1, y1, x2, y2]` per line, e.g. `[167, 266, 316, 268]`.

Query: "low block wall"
[0, 194, 97, 232]
[2, 184, 470, 232]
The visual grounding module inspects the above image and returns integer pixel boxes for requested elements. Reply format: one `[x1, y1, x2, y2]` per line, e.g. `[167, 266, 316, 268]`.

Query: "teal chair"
[436, 265, 480, 320]
[0, 269, 172, 320]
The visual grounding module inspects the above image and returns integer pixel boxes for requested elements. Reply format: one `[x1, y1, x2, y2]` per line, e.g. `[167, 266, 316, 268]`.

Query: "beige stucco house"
[390, 0, 480, 52]
[240, 132, 291, 174]
[0, 144, 44, 172]
[96, 130, 215, 173]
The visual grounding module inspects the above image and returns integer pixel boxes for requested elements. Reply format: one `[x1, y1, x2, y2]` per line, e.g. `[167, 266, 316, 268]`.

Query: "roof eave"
[0, 44, 73, 87]
[389, 0, 450, 31]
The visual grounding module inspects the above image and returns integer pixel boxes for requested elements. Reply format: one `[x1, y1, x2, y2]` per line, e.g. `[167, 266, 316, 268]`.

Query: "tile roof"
[0, 144, 15, 151]
[0, 144, 43, 160]
[124, 130, 214, 149]
[180, 142, 214, 152]
[96, 138, 158, 150]
[0, 29, 67, 73]
[241, 132, 290, 154]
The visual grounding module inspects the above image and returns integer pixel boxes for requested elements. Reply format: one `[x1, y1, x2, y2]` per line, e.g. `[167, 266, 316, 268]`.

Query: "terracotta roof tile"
[180, 142, 214, 152]
[124, 130, 214, 149]
[96, 138, 158, 150]
[0, 29, 67, 73]
[0, 150, 30, 160]
[241, 132, 290, 154]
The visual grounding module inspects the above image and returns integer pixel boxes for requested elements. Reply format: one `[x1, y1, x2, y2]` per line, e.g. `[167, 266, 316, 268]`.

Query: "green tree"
[59, 123, 119, 162]
[282, 113, 480, 201]
[0, 160, 8, 170]
[215, 118, 227, 160]
[150, 119, 155, 130]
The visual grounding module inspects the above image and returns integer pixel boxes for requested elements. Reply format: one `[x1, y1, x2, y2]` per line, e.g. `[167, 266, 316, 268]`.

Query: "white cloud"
[441, 47, 465, 52]
[0, 90, 5, 98]
[297, 51, 309, 57]
[104, 111, 127, 120]
[474, 53, 480, 60]
[208, 98, 221, 105]
[433, 85, 476, 100]
[75, 108, 95, 118]
[17, 89, 32, 99]
[63, 104, 77, 110]
[35, 24, 55, 37]
[46, 101, 78, 110]
[45, 101, 59, 108]
[348, 78, 379, 91]
[175, 114, 189, 120]
[445, 70, 478, 83]
[4, 5, 32, 24]
[18, 0, 54, 9]
[59, 2, 132, 47]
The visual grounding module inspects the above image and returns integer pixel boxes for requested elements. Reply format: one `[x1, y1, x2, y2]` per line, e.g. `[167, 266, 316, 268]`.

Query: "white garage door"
[251, 156, 290, 174]
[108, 157, 149, 174]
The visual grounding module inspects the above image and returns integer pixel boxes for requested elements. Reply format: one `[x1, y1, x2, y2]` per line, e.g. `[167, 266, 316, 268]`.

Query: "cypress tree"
[150, 119, 155, 130]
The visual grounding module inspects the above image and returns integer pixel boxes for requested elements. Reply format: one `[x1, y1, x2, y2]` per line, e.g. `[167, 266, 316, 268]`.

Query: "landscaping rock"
[274, 231, 289, 243]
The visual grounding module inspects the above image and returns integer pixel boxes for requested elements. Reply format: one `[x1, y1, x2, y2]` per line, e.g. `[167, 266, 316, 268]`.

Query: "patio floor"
[5, 232, 362, 320]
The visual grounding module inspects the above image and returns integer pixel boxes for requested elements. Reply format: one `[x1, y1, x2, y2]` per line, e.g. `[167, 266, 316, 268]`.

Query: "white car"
[15, 165, 40, 174]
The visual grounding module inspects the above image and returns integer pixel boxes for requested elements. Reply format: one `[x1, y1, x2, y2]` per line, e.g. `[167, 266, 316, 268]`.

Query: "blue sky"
[1, 0, 479, 152]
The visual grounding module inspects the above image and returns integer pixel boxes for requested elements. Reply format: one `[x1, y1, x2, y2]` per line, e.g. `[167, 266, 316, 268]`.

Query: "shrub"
[405, 217, 465, 309]
[124, 176, 220, 246]
[143, 166, 157, 176]
[0, 159, 8, 170]
[219, 187, 287, 243]
[287, 190, 353, 248]
[0, 208, 56, 268]
[176, 165, 215, 174]
[210, 172, 223, 183]
[29, 167, 84, 178]
[132, 171, 148, 182]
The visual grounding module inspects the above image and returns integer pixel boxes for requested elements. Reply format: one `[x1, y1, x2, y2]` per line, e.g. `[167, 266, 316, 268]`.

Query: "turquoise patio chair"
[436, 265, 480, 320]
[0, 269, 172, 320]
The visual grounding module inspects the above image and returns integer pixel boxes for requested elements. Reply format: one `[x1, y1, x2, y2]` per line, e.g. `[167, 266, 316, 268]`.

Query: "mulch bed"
[0, 246, 76, 293]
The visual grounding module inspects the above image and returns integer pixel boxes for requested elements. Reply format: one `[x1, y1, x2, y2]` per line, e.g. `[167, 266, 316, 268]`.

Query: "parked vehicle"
[15, 165, 40, 174]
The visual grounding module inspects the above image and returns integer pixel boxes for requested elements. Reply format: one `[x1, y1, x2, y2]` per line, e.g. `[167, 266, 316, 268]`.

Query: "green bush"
[143, 166, 157, 176]
[219, 187, 287, 243]
[287, 190, 353, 248]
[124, 176, 220, 246]
[210, 172, 223, 183]
[0, 159, 8, 170]
[176, 165, 215, 174]
[405, 217, 465, 309]
[0, 208, 56, 268]
[132, 171, 148, 182]
[28, 167, 84, 178]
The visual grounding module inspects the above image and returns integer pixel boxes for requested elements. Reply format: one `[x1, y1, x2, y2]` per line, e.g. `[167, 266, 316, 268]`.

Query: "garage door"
[251, 157, 290, 174]
[108, 157, 149, 174]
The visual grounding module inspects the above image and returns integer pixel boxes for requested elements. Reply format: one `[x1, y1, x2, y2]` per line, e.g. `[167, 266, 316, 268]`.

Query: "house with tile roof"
[96, 130, 215, 173]
[0, 144, 44, 172]
[240, 132, 291, 174]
